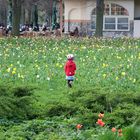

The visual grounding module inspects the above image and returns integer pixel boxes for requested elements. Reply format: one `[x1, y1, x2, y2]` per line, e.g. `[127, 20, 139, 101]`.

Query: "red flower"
[111, 127, 116, 132]
[118, 133, 123, 136]
[76, 124, 83, 129]
[100, 122, 105, 127]
[96, 119, 102, 124]
[96, 119, 105, 127]
[118, 129, 122, 133]
[98, 113, 104, 118]
[118, 129, 123, 136]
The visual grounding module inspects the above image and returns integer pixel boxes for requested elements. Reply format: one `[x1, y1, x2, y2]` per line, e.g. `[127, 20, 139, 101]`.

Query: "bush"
[105, 103, 140, 127]
[45, 102, 78, 117]
[13, 86, 34, 97]
[0, 85, 38, 119]
[67, 88, 140, 127]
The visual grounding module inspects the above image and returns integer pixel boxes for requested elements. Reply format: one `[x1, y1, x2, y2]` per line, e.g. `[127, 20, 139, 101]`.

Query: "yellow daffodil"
[20, 75, 24, 79]
[133, 79, 136, 83]
[116, 77, 119, 80]
[12, 71, 16, 75]
[131, 55, 133, 59]
[121, 72, 126, 76]
[56, 63, 59, 67]
[18, 73, 21, 78]
[103, 74, 106, 78]
[117, 56, 121, 59]
[13, 68, 16, 71]
[102, 63, 106, 68]
[6, 68, 11, 72]
[102, 63, 108, 68]
[59, 65, 62, 68]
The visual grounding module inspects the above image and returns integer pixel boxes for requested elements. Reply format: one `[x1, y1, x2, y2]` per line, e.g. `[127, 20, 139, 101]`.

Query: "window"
[104, 17, 115, 30]
[111, 3, 128, 15]
[104, 4, 110, 15]
[117, 18, 129, 30]
[91, 3, 129, 31]
[91, 16, 96, 29]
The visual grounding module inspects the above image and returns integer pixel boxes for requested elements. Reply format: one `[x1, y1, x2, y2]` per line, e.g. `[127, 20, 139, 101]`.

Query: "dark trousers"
[67, 80, 73, 88]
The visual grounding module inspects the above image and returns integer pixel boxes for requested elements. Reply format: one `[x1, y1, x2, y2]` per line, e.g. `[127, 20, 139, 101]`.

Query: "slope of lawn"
[0, 37, 140, 139]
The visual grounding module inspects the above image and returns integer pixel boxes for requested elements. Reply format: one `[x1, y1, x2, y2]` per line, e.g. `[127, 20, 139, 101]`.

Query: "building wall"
[134, 0, 140, 18]
[134, 20, 140, 37]
[64, 0, 134, 37]
[64, 0, 87, 32]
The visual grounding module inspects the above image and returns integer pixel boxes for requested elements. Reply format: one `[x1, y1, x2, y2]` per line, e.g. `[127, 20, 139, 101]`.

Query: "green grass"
[0, 37, 139, 90]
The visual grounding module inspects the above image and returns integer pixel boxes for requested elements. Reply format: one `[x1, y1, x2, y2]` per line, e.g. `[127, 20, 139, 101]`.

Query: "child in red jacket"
[64, 54, 76, 88]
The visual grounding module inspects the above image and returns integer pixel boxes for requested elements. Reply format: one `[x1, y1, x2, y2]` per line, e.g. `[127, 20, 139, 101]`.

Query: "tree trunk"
[12, 0, 22, 36]
[52, 2, 57, 30]
[0, 0, 8, 27]
[59, 0, 63, 34]
[33, 4, 38, 28]
[21, 4, 25, 25]
[8, 0, 12, 26]
[95, 0, 104, 37]
[26, 9, 32, 25]
[49, 0, 53, 28]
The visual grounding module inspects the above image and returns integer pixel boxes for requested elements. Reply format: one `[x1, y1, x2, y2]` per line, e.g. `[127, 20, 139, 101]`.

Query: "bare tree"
[9, 0, 59, 36]
[95, 0, 104, 37]
[0, 0, 8, 27]
[11, 0, 24, 36]
[23, 0, 38, 25]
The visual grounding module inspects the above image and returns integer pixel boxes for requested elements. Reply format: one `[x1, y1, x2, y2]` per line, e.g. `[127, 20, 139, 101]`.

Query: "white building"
[64, 0, 140, 37]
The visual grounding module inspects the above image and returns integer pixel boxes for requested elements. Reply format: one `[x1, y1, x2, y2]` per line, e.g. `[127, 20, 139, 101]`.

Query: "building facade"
[64, 0, 140, 37]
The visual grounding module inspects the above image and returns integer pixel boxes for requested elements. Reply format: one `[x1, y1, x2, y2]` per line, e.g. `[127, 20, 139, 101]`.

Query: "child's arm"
[64, 63, 67, 74]
[74, 62, 76, 71]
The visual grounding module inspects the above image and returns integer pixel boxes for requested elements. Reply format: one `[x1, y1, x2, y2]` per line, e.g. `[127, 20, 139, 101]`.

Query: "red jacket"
[64, 60, 76, 76]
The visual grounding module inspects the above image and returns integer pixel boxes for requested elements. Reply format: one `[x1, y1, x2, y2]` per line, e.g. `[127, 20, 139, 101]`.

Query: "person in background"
[64, 54, 76, 88]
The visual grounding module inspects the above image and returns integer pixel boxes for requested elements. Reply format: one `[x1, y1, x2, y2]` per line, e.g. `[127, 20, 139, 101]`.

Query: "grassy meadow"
[0, 37, 140, 139]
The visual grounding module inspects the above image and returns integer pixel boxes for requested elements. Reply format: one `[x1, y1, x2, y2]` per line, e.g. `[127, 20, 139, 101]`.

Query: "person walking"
[64, 54, 76, 88]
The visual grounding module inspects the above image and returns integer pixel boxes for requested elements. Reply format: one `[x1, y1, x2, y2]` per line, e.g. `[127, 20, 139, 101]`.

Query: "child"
[64, 54, 76, 88]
